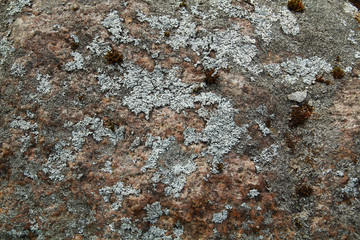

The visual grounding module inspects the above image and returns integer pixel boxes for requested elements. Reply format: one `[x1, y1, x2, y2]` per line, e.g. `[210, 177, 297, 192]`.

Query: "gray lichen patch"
[63, 52, 85, 72]
[143, 201, 168, 223]
[137, 9, 257, 71]
[191, 28, 258, 70]
[251, 144, 279, 165]
[342, 177, 359, 197]
[120, 63, 195, 119]
[95, 73, 122, 97]
[6, 0, 31, 16]
[142, 226, 172, 240]
[109, 218, 142, 239]
[247, 189, 260, 198]
[68, 116, 125, 151]
[141, 136, 197, 197]
[279, 7, 300, 35]
[0, 37, 15, 65]
[184, 100, 249, 171]
[102, 10, 139, 45]
[137, 11, 180, 31]
[36, 72, 52, 94]
[212, 210, 228, 224]
[86, 36, 111, 56]
[10, 62, 26, 77]
[248, 5, 278, 45]
[10, 116, 38, 131]
[42, 141, 75, 182]
[99, 181, 140, 210]
[264, 56, 332, 85]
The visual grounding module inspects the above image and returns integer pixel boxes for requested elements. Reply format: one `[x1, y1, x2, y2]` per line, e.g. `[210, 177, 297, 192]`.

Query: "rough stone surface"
[1, 0, 360, 239]
[287, 90, 307, 102]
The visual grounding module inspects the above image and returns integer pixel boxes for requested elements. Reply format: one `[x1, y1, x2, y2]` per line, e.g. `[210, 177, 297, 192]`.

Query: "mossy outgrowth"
[103, 119, 115, 132]
[355, 13, 360, 24]
[287, 0, 305, 12]
[315, 74, 331, 85]
[105, 48, 123, 64]
[78, 94, 84, 101]
[284, 132, 296, 152]
[164, 31, 170, 37]
[289, 103, 313, 127]
[216, 162, 224, 173]
[179, 0, 187, 8]
[350, 0, 360, 10]
[295, 185, 313, 197]
[332, 66, 345, 79]
[70, 42, 79, 50]
[204, 68, 219, 85]
[192, 86, 202, 94]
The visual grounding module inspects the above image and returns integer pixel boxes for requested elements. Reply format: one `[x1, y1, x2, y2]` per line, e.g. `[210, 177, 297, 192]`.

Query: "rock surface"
[1, 0, 360, 239]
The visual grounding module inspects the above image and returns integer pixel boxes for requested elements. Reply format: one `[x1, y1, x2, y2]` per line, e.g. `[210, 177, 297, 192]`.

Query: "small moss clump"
[296, 185, 313, 197]
[204, 68, 219, 85]
[350, 0, 360, 10]
[288, 0, 305, 12]
[315, 74, 331, 85]
[104, 119, 115, 132]
[179, 0, 187, 8]
[289, 103, 313, 127]
[70, 42, 79, 50]
[332, 66, 345, 79]
[216, 163, 224, 173]
[105, 48, 123, 64]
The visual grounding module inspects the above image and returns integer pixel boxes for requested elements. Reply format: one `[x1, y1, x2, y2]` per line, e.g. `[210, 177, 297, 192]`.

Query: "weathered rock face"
[1, 0, 360, 239]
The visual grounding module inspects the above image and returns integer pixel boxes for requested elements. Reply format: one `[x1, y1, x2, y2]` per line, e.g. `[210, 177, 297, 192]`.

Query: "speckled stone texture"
[1, 0, 360, 239]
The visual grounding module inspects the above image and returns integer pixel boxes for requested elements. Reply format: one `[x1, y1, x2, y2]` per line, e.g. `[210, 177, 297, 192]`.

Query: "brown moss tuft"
[216, 162, 224, 173]
[204, 68, 219, 85]
[295, 185, 313, 197]
[350, 0, 360, 10]
[289, 103, 313, 127]
[70, 42, 79, 50]
[103, 118, 116, 132]
[288, 0, 305, 12]
[332, 66, 345, 79]
[179, 0, 187, 8]
[315, 74, 331, 85]
[105, 48, 123, 64]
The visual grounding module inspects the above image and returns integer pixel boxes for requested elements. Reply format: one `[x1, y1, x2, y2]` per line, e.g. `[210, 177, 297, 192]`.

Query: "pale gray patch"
[212, 210, 228, 223]
[36, 72, 52, 94]
[7, 0, 31, 16]
[63, 52, 84, 71]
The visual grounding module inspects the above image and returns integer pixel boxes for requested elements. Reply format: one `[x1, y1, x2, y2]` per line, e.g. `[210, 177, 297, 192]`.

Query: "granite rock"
[1, 0, 360, 239]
